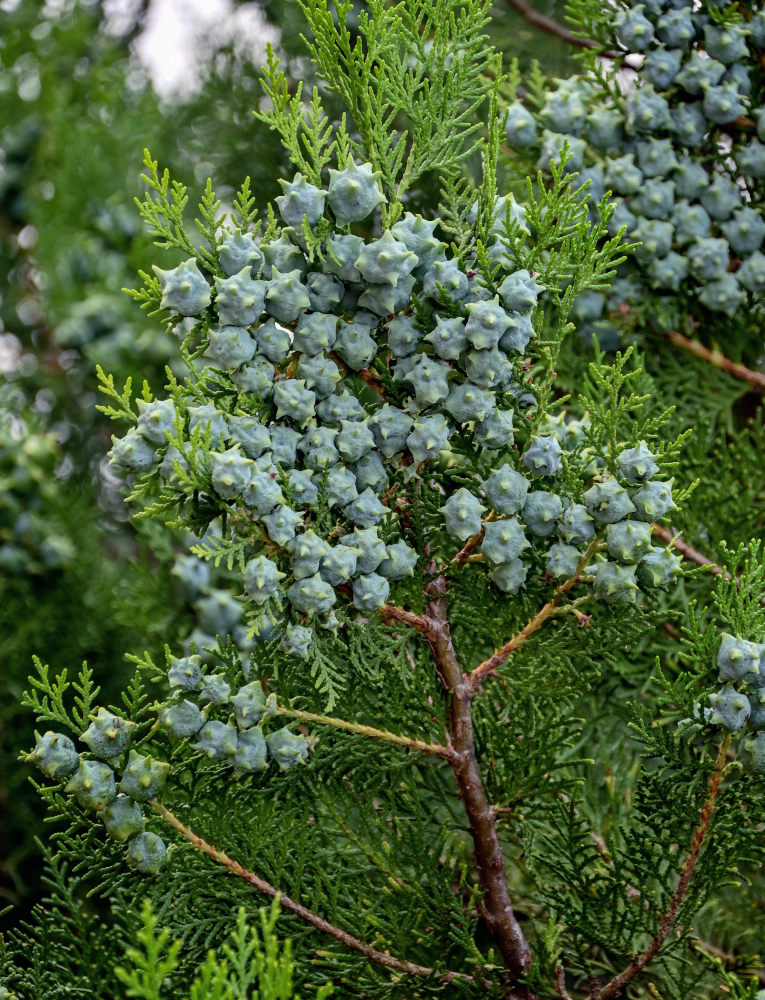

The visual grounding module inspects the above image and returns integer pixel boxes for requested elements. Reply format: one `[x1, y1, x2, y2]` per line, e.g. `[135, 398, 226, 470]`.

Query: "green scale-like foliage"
[4, 1, 765, 999]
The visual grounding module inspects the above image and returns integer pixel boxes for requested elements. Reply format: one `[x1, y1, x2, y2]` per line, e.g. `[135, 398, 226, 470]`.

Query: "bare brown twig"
[589, 831, 644, 907]
[502, 0, 645, 66]
[651, 526, 765, 607]
[469, 536, 601, 688]
[665, 330, 765, 391]
[450, 529, 485, 566]
[504, 0, 602, 50]
[357, 366, 386, 395]
[151, 801, 474, 985]
[274, 705, 454, 759]
[592, 735, 731, 999]
[469, 598, 563, 688]
[651, 524, 727, 575]
[379, 602, 431, 633]
[554, 964, 574, 1000]
[693, 939, 765, 987]
[658, 527, 765, 604]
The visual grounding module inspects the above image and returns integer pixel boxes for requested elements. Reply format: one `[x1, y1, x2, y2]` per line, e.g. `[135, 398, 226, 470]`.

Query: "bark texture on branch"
[425, 578, 532, 988]
[152, 801, 473, 985]
[593, 736, 730, 999]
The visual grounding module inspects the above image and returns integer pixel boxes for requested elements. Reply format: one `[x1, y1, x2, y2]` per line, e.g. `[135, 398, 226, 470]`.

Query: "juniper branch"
[470, 536, 602, 687]
[379, 603, 432, 633]
[273, 706, 454, 758]
[692, 940, 765, 987]
[651, 527, 765, 610]
[588, 830, 644, 906]
[469, 599, 565, 689]
[424, 573, 533, 990]
[651, 525, 726, 574]
[593, 734, 732, 1000]
[151, 801, 474, 985]
[357, 366, 387, 395]
[665, 330, 765, 391]
[447, 513, 500, 569]
[503, 0, 602, 50]
[554, 965, 574, 1000]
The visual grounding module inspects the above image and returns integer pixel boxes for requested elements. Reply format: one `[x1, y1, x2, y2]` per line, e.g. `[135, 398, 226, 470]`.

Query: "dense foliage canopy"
[1, 1, 764, 999]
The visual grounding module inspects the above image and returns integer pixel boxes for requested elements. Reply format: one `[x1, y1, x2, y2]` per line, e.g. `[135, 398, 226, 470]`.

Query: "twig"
[445, 513, 501, 570]
[651, 524, 727, 575]
[357, 366, 386, 395]
[151, 801, 474, 985]
[593, 735, 731, 1000]
[469, 599, 563, 689]
[273, 706, 454, 759]
[425, 574, 532, 991]
[451, 530, 485, 566]
[589, 832, 644, 906]
[503, 0, 673, 69]
[653, 526, 765, 607]
[693, 939, 765, 987]
[665, 330, 765, 391]
[470, 536, 601, 688]
[554, 964, 573, 1000]
[379, 602, 432, 633]
[663, 621, 682, 642]
[504, 0, 603, 50]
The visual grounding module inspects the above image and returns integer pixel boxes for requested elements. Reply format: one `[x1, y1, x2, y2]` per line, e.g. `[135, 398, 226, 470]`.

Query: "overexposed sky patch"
[122, 0, 278, 97]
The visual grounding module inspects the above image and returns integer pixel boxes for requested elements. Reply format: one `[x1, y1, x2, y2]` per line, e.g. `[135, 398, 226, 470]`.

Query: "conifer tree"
[5, 1, 765, 999]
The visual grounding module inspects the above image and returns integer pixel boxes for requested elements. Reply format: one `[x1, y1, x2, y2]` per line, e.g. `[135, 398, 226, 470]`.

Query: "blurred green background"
[0, 0, 574, 927]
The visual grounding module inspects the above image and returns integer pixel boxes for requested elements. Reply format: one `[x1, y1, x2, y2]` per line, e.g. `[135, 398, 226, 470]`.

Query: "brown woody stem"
[503, 0, 669, 69]
[589, 831, 643, 906]
[504, 0, 603, 50]
[379, 602, 431, 633]
[470, 599, 562, 689]
[593, 735, 731, 1000]
[665, 330, 765, 391]
[273, 706, 454, 759]
[554, 964, 574, 1000]
[652, 526, 765, 607]
[151, 801, 473, 985]
[357, 366, 386, 395]
[651, 524, 725, 573]
[470, 537, 601, 688]
[425, 578, 532, 988]
[693, 940, 765, 987]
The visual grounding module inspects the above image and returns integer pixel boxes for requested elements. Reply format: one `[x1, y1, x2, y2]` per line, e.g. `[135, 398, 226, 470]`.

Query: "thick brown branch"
[594, 736, 731, 1000]
[666, 330, 765, 391]
[151, 801, 473, 985]
[425, 579, 532, 988]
